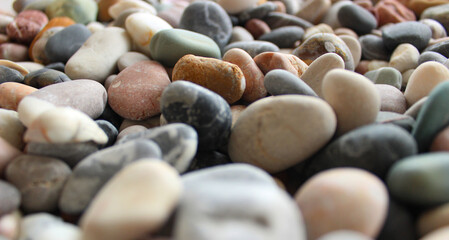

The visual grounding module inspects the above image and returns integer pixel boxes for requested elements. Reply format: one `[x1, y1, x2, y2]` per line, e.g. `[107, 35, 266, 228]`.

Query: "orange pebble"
[0, 82, 37, 111]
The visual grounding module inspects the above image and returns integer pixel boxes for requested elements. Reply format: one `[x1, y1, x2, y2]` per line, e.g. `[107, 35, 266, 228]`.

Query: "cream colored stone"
[81, 160, 182, 240]
[86, 21, 105, 33]
[0, 60, 29, 76]
[300, 53, 345, 98]
[15, 61, 45, 73]
[340, 35, 362, 67]
[0, 109, 25, 150]
[117, 51, 150, 72]
[216, 0, 259, 14]
[322, 69, 381, 135]
[419, 203, 449, 237]
[367, 60, 389, 71]
[17, 96, 56, 128]
[422, 226, 449, 240]
[295, 168, 388, 240]
[402, 68, 415, 89]
[404, 61, 449, 107]
[108, 0, 156, 19]
[228, 95, 336, 173]
[303, 23, 333, 40]
[296, 0, 332, 24]
[389, 43, 419, 73]
[35, 222, 81, 240]
[0, 211, 21, 240]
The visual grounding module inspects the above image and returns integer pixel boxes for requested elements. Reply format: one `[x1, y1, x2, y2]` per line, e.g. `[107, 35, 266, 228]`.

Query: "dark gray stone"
[45, 24, 91, 63]
[187, 151, 231, 172]
[338, 4, 377, 35]
[117, 123, 198, 173]
[258, 26, 304, 48]
[23, 68, 71, 89]
[161, 81, 232, 151]
[58, 140, 162, 214]
[377, 199, 416, 240]
[44, 62, 65, 72]
[418, 51, 447, 65]
[424, 40, 449, 58]
[0, 180, 20, 216]
[0, 66, 24, 84]
[238, 2, 278, 23]
[263, 12, 313, 29]
[420, 3, 449, 35]
[223, 40, 280, 58]
[359, 34, 391, 61]
[179, 1, 232, 49]
[264, 69, 317, 97]
[382, 22, 432, 51]
[96, 119, 118, 148]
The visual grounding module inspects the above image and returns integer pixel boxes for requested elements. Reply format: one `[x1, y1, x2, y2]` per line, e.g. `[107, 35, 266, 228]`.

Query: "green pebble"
[46, 0, 98, 24]
[387, 152, 449, 206]
[150, 29, 221, 67]
[364, 67, 402, 90]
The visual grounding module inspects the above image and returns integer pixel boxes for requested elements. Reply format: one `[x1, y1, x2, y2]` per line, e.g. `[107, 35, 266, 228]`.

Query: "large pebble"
[387, 153, 449, 206]
[23, 68, 71, 88]
[0, 66, 24, 84]
[295, 168, 388, 240]
[228, 95, 336, 173]
[28, 79, 106, 119]
[179, 1, 232, 49]
[403, 61, 449, 107]
[65, 27, 132, 83]
[172, 55, 245, 104]
[161, 81, 232, 151]
[321, 1, 353, 29]
[322, 69, 381, 135]
[253, 52, 308, 77]
[296, 0, 331, 24]
[382, 21, 432, 51]
[264, 69, 317, 97]
[0, 180, 20, 216]
[81, 161, 181, 240]
[258, 26, 304, 48]
[359, 34, 392, 61]
[45, 0, 98, 24]
[149, 29, 221, 67]
[376, 84, 407, 113]
[420, 18, 447, 39]
[44, 23, 91, 63]
[108, 60, 170, 120]
[389, 43, 420, 73]
[339, 35, 362, 67]
[338, 4, 377, 35]
[364, 67, 402, 89]
[5, 154, 71, 213]
[424, 40, 449, 58]
[0, 109, 25, 150]
[224, 40, 280, 58]
[0, 82, 36, 111]
[59, 140, 161, 215]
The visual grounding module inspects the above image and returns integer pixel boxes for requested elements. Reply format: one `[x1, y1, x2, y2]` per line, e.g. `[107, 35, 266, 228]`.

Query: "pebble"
[421, 226, 449, 240]
[0, 109, 25, 150]
[338, 4, 377, 35]
[172, 55, 245, 104]
[387, 152, 449, 206]
[0, 137, 21, 176]
[431, 124, 449, 152]
[161, 81, 232, 151]
[376, 84, 407, 113]
[420, 3, 449, 34]
[339, 35, 362, 67]
[0, 66, 24, 84]
[238, 2, 278, 23]
[229, 26, 254, 43]
[303, 23, 334, 40]
[245, 18, 271, 39]
[30, 27, 64, 65]
[23, 68, 71, 88]
[376, 112, 415, 132]
[295, 168, 388, 240]
[418, 51, 447, 65]
[316, 230, 373, 240]
[389, 43, 420, 73]
[364, 67, 403, 89]
[34, 221, 81, 240]
[95, 120, 118, 148]
[108, 0, 156, 20]
[6, 10, 48, 44]
[224, 40, 280, 58]
[424, 40, 449, 58]
[228, 95, 336, 173]
[59, 140, 162, 215]
[222, 48, 266, 102]
[418, 203, 449, 237]
[420, 18, 447, 39]
[28, 79, 106, 119]
[117, 51, 150, 72]
[322, 69, 381, 135]
[0, 60, 30, 76]
[45, 0, 98, 24]
[258, 26, 304, 48]
[372, 0, 416, 27]
[65, 27, 132, 83]
[44, 23, 91, 63]
[292, 33, 354, 70]
[264, 69, 318, 97]
[321, 1, 353, 29]
[0, 82, 37, 111]
[149, 29, 221, 67]
[404, 61, 449, 107]
[5, 154, 71, 213]
[359, 34, 392, 61]
[97, 0, 120, 22]
[263, 12, 313, 29]
[217, 0, 259, 14]
[0, 180, 20, 216]
[80, 161, 181, 240]
[17, 213, 62, 240]
[0, 210, 20, 239]
[253, 52, 308, 77]
[382, 21, 432, 51]
[108, 60, 170, 120]
[296, 0, 331, 24]
[0, 43, 29, 62]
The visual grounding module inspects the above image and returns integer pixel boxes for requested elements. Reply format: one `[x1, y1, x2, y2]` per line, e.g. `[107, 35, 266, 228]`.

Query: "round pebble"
[364, 67, 402, 89]
[0, 180, 20, 216]
[0, 43, 29, 62]
[389, 43, 420, 73]
[337, 4, 377, 35]
[23, 68, 71, 88]
[418, 203, 449, 237]
[424, 40, 449, 58]
[382, 21, 432, 51]
[264, 69, 317, 97]
[229, 26, 254, 43]
[420, 3, 449, 34]
[258, 26, 304, 48]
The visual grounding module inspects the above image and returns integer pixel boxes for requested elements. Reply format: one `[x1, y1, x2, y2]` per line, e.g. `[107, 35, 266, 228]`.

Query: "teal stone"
[46, 0, 98, 24]
[364, 67, 402, 90]
[387, 153, 449, 206]
[149, 29, 221, 67]
[412, 81, 449, 152]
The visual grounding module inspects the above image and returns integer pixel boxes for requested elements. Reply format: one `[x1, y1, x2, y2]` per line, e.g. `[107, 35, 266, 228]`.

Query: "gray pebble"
[418, 51, 448, 65]
[264, 69, 317, 96]
[96, 119, 118, 148]
[359, 34, 391, 61]
[382, 22, 432, 51]
[0, 180, 20, 216]
[23, 68, 71, 88]
[263, 12, 313, 29]
[239, 2, 278, 23]
[45, 24, 91, 63]
[224, 40, 280, 58]
[364, 67, 402, 89]
[258, 26, 304, 48]
[0, 66, 24, 84]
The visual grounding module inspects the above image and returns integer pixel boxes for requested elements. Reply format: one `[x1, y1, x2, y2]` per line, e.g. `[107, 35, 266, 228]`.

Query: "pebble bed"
[1, 0, 449, 239]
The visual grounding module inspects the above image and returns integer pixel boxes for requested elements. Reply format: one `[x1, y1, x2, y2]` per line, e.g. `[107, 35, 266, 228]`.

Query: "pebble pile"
[2, 0, 449, 239]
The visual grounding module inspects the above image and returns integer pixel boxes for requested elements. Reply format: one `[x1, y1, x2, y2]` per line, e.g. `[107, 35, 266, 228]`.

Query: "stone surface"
[108, 0, 156, 20]
[108, 60, 170, 120]
[382, 21, 432, 51]
[161, 81, 232, 151]
[117, 51, 150, 72]
[322, 69, 381, 135]
[258, 26, 304, 48]
[376, 84, 407, 113]
[431, 125, 449, 152]
[59, 139, 162, 215]
[376, 112, 415, 132]
[364, 67, 402, 89]
[228, 95, 336, 173]
[377, 199, 416, 240]
[80, 161, 182, 240]
[23, 68, 71, 88]
[295, 168, 388, 240]
[172, 55, 245, 104]
[34, 221, 81, 240]
[420, 19, 447, 39]
[230, 26, 254, 43]
[0, 210, 20, 239]
[224, 40, 280, 58]
[373, 0, 416, 27]
[45, 23, 91, 63]
[389, 43, 420, 73]
[338, 4, 377, 35]
[238, 2, 278, 23]
[264, 69, 317, 97]
[0, 180, 20, 216]
[18, 213, 63, 240]
[45, 0, 98, 24]
[253, 52, 308, 77]
[5, 154, 71, 213]
[359, 34, 392, 61]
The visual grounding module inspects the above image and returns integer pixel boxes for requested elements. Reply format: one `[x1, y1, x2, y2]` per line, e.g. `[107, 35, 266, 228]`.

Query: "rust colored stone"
[98, 0, 121, 22]
[431, 125, 449, 152]
[253, 52, 309, 77]
[373, 0, 416, 27]
[0, 82, 37, 111]
[408, 0, 449, 15]
[245, 18, 271, 39]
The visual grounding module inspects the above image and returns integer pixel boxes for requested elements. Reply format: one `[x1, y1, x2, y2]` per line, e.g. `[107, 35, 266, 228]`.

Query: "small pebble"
[338, 4, 377, 35]
[45, 0, 98, 24]
[263, 12, 313, 29]
[264, 69, 317, 97]
[418, 203, 449, 237]
[364, 67, 402, 89]
[217, 0, 259, 14]
[23, 68, 71, 88]
[0, 109, 25, 150]
[424, 40, 449, 58]
[45, 23, 91, 63]
[238, 2, 278, 23]
[117, 51, 150, 72]
[420, 3, 449, 34]
[359, 34, 392, 61]
[0, 66, 24, 84]
[0, 180, 20, 216]
[389, 43, 420, 73]
[376, 84, 407, 113]
[245, 18, 271, 39]
[6, 10, 48, 44]
[0, 137, 21, 177]
[372, 0, 416, 27]
[339, 35, 362, 67]
[253, 52, 308, 77]
[229, 26, 254, 43]
[108, 0, 156, 20]
[258, 26, 304, 48]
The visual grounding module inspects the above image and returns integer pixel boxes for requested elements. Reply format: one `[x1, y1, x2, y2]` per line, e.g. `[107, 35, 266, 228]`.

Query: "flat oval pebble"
[5, 154, 71, 213]
[149, 29, 221, 67]
[292, 33, 354, 70]
[45, 0, 98, 24]
[376, 84, 407, 113]
[389, 43, 420, 74]
[373, 0, 416, 27]
[80, 161, 181, 240]
[337, 4, 377, 35]
[245, 18, 271, 39]
[179, 1, 232, 49]
[359, 34, 392, 61]
[108, 60, 170, 120]
[253, 52, 308, 77]
[418, 51, 447, 65]
[424, 40, 449, 58]
[172, 55, 245, 104]
[420, 18, 447, 39]
[228, 95, 336, 173]
[404, 61, 449, 107]
[364, 67, 402, 89]
[161, 81, 232, 151]
[0, 81, 36, 111]
[65, 27, 132, 83]
[59, 139, 161, 215]
[387, 152, 449, 206]
[44, 23, 91, 63]
[0, 66, 24, 84]
[28, 79, 106, 119]
[108, 0, 156, 19]
[303, 23, 334, 41]
[322, 69, 381, 135]
[23, 68, 71, 88]
[295, 168, 388, 240]
[382, 21, 432, 51]
[224, 40, 280, 58]
[264, 69, 317, 97]
[0, 180, 20, 216]
[258, 26, 304, 48]
[6, 10, 48, 44]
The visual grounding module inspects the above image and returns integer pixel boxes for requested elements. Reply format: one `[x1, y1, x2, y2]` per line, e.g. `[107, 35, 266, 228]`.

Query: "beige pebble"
[0, 59, 29, 76]
[300, 53, 345, 98]
[117, 51, 151, 72]
[116, 125, 147, 141]
[295, 168, 388, 240]
[253, 52, 308, 77]
[17, 96, 55, 128]
[404, 96, 427, 119]
[420, 19, 447, 39]
[228, 95, 336, 173]
[303, 23, 334, 41]
[419, 203, 449, 237]
[296, 0, 331, 24]
[216, 0, 259, 14]
[401, 68, 415, 90]
[322, 69, 381, 135]
[339, 35, 362, 68]
[230, 105, 246, 128]
[229, 26, 254, 43]
[104, 74, 117, 90]
[404, 61, 449, 107]
[421, 226, 449, 240]
[108, 0, 156, 19]
[367, 60, 389, 71]
[389, 43, 419, 73]
[375, 84, 407, 114]
[80, 161, 182, 240]
[334, 28, 358, 39]
[0, 210, 21, 240]
[0, 109, 25, 150]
